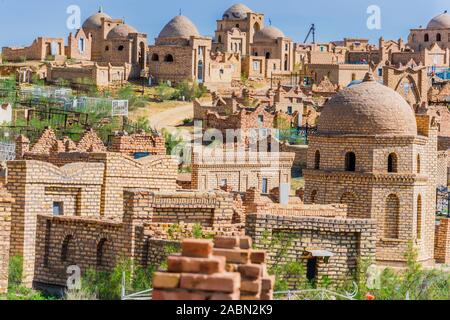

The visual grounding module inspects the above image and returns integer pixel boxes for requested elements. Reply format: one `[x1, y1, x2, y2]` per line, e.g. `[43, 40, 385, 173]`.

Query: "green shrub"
[173, 81, 206, 101]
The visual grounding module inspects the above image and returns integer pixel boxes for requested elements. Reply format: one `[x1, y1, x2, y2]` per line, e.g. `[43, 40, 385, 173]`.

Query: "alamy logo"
[367, 5, 382, 30]
[66, 265, 81, 290]
[66, 5, 81, 30]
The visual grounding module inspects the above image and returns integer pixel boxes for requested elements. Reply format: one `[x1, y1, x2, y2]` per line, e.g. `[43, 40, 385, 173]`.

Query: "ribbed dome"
[82, 11, 112, 30]
[107, 24, 138, 40]
[317, 73, 417, 136]
[427, 12, 450, 29]
[222, 3, 253, 20]
[254, 26, 285, 42]
[158, 15, 200, 39]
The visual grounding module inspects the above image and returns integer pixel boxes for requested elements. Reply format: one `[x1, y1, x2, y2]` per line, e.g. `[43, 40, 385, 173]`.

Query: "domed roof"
[317, 73, 417, 136]
[427, 11, 450, 29]
[82, 11, 112, 30]
[158, 15, 200, 39]
[107, 24, 138, 40]
[222, 3, 253, 20]
[254, 26, 285, 42]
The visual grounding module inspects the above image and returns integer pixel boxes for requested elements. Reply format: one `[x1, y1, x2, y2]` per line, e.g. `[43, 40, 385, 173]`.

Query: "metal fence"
[0, 142, 16, 161]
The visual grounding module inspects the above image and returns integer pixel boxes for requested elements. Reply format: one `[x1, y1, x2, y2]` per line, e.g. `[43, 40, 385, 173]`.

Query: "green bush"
[74, 256, 172, 300]
[4, 256, 51, 300]
[173, 81, 206, 101]
[155, 82, 176, 101]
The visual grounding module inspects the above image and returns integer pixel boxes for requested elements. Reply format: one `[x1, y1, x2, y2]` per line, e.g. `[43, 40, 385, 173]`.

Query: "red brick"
[182, 239, 213, 258]
[167, 255, 226, 274]
[261, 276, 275, 291]
[152, 289, 207, 300]
[261, 290, 273, 301]
[250, 250, 267, 264]
[238, 264, 263, 279]
[214, 236, 240, 249]
[240, 293, 261, 300]
[241, 278, 262, 293]
[213, 248, 250, 264]
[239, 237, 253, 249]
[152, 272, 180, 289]
[180, 273, 241, 293]
[209, 292, 240, 300]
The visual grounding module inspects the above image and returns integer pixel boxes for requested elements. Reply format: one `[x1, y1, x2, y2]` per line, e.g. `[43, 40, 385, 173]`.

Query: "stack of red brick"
[152, 239, 241, 300]
[213, 236, 274, 300]
[152, 237, 275, 300]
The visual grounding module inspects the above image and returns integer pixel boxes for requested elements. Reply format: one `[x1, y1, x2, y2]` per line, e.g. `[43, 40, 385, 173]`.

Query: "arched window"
[253, 22, 260, 34]
[265, 52, 271, 59]
[388, 153, 398, 173]
[437, 33, 442, 42]
[96, 238, 107, 266]
[61, 235, 73, 262]
[164, 54, 174, 62]
[424, 34, 429, 42]
[311, 190, 317, 204]
[218, 35, 222, 43]
[384, 194, 400, 239]
[105, 45, 110, 51]
[314, 150, 321, 170]
[417, 194, 422, 240]
[118, 45, 124, 51]
[284, 54, 289, 71]
[345, 152, 356, 172]
[417, 154, 421, 174]
[151, 53, 159, 61]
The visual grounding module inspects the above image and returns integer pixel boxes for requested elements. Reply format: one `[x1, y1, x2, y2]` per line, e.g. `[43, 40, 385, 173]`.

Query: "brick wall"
[0, 188, 13, 294]
[109, 131, 166, 156]
[33, 215, 128, 286]
[246, 213, 377, 287]
[192, 152, 294, 193]
[7, 160, 105, 286]
[435, 218, 450, 264]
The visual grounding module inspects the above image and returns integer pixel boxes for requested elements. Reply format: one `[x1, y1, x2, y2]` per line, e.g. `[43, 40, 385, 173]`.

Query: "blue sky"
[0, 0, 448, 48]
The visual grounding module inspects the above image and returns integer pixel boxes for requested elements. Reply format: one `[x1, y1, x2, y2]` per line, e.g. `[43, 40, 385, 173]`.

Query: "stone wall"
[246, 213, 377, 286]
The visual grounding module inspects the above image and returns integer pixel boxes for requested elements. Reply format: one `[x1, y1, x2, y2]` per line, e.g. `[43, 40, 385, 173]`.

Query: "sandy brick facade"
[109, 131, 166, 156]
[0, 189, 13, 294]
[434, 218, 450, 264]
[191, 152, 294, 193]
[304, 75, 438, 267]
[2, 37, 65, 62]
[246, 213, 376, 286]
